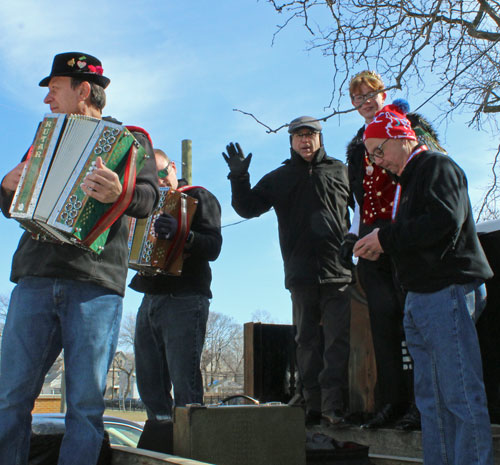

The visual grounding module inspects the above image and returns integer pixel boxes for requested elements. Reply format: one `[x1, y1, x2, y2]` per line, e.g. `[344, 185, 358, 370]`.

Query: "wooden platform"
[112, 446, 214, 465]
[310, 423, 500, 465]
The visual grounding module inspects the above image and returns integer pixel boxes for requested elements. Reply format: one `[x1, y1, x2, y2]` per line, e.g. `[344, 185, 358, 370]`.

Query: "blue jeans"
[0, 277, 123, 465]
[404, 281, 493, 465]
[134, 293, 209, 419]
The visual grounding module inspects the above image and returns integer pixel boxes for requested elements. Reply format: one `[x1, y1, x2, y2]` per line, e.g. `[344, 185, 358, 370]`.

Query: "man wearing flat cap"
[0, 52, 159, 465]
[223, 116, 352, 426]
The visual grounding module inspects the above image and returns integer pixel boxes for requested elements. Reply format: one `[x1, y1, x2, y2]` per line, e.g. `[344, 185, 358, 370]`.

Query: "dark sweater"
[378, 151, 492, 292]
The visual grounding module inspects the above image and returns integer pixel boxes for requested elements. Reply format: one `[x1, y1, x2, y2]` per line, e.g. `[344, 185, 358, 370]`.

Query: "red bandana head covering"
[363, 99, 417, 142]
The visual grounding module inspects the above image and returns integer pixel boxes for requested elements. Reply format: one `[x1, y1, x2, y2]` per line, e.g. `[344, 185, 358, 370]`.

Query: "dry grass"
[104, 409, 147, 423]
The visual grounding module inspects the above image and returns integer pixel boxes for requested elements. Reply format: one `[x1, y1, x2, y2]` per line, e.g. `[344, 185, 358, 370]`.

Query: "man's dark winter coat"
[229, 147, 352, 289]
[378, 151, 493, 292]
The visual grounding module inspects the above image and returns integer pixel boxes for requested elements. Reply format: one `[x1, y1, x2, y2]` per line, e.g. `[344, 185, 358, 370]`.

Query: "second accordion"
[128, 187, 198, 276]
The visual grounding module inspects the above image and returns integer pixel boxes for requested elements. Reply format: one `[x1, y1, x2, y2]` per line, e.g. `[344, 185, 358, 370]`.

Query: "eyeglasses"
[157, 161, 171, 179]
[367, 139, 389, 163]
[293, 131, 318, 140]
[351, 91, 378, 105]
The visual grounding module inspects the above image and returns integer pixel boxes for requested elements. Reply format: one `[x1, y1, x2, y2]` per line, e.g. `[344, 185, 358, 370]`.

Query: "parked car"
[32, 413, 143, 448]
[104, 397, 145, 411]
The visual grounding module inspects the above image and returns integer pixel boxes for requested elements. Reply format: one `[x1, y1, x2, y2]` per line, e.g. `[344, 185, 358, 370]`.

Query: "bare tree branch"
[476, 144, 500, 221]
[118, 313, 136, 351]
[233, 86, 398, 132]
[266, 0, 500, 126]
[201, 312, 243, 391]
[113, 351, 135, 408]
[0, 294, 9, 343]
[261, 0, 500, 217]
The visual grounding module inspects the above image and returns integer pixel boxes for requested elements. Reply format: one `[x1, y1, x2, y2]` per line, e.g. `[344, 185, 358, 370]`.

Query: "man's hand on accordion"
[81, 156, 123, 203]
[154, 213, 178, 240]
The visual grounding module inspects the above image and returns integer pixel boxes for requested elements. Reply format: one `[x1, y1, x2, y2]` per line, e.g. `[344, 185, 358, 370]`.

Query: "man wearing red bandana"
[355, 101, 493, 465]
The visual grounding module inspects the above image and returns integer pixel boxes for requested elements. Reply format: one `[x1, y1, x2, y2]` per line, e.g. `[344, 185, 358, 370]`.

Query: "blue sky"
[0, 0, 497, 325]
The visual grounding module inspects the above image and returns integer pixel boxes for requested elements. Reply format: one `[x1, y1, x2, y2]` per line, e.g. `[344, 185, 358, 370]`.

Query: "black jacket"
[378, 151, 493, 292]
[0, 117, 159, 296]
[229, 147, 352, 289]
[129, 180, 222, 298]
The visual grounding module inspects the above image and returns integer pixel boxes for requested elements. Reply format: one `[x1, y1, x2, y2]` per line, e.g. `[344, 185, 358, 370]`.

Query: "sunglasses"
[157, 161, 172, 179]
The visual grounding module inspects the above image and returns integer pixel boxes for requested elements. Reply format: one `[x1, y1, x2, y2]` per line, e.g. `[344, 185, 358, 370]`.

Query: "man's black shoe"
[288, 393, 306, 407]
[305, 410, 322, 426]
[321, 409, 348, 428]
[394, 404, 421, 431]
[361, 403, 402, 429]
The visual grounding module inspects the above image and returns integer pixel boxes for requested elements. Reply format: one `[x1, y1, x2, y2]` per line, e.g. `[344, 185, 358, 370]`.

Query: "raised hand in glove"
[222, 142, 252, 178]
[154, 213, 178, 240]
[339, 233, 358, 269]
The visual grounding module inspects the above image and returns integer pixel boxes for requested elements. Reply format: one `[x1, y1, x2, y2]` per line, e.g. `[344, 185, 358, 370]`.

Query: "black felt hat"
[39, 52, 110, 88]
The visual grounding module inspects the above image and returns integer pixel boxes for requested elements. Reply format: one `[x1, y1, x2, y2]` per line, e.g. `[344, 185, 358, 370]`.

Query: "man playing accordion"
[0, 52, 159, 465]
[129, 148, 222, 452]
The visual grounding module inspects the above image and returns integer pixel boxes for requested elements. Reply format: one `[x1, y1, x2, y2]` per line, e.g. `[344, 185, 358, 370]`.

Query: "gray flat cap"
[288, 116, 322, 133]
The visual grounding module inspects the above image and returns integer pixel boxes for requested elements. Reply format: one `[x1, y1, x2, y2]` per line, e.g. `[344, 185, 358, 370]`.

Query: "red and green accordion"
[10, 113, 150, 253]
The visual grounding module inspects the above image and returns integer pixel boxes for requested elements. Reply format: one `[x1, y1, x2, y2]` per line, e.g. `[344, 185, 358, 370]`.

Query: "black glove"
[339, 233, 358, 269]
[154, 213, 178, 240]
[222, 142, 252, 178]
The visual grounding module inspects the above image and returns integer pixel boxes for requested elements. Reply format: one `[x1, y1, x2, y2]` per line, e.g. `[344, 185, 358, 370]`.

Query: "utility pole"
[60, 358, 66, 413]
[182, 139, 192, 185]
[111, 357, 115, 400]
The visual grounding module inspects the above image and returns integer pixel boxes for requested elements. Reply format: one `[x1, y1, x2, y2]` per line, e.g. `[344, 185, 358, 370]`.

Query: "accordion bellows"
[128, 187, 198, 276]
[10, 113, 150, 253]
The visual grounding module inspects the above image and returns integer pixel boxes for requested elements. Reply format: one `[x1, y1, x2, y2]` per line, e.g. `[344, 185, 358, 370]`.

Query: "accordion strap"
[125, 125, 153, 147]
[162, 185, 203, 267]
[82, 144, 139, 247]
[177, 185, 204, 193]
[162, 194, 190, 270]
[25, 145, 34, 161]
